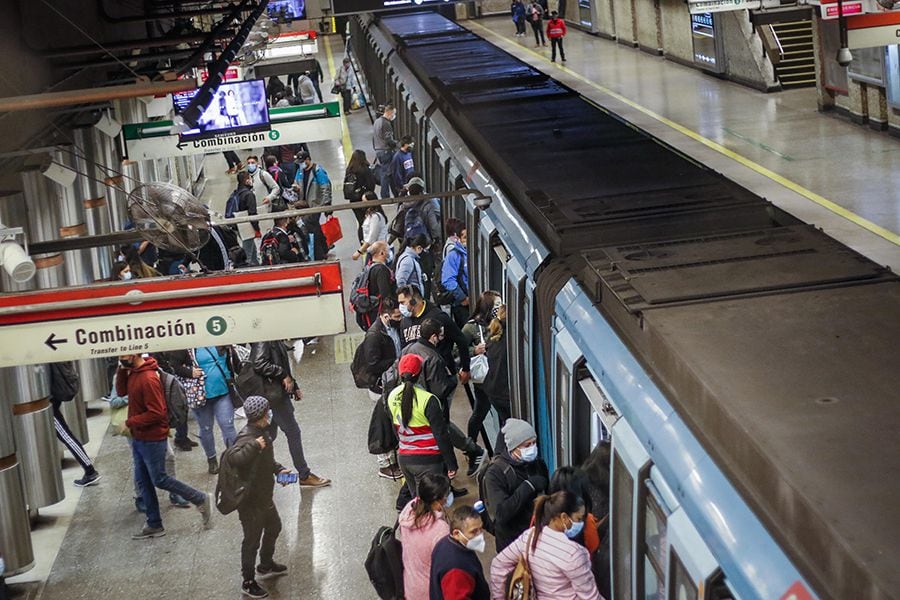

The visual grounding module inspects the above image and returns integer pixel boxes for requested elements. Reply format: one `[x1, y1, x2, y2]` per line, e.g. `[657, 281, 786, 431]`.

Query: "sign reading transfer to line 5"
[0, 263, 345, 368]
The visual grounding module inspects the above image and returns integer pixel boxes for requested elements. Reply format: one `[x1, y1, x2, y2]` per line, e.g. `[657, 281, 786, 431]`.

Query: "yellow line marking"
[324, 35, 354, 160]
[468, 20, 900, 246]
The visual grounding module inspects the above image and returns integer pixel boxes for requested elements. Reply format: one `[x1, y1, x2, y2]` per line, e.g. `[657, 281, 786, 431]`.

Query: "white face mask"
[518, 444, 539, 463]
[444, 491, 455, 509]
[459, 531, 486, 553]
[121, 271, 133, 281]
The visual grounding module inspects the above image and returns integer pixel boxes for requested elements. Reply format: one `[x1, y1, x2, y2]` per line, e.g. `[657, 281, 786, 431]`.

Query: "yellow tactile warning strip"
[334, 332, 366, 364]
[467, 20, 900, 246]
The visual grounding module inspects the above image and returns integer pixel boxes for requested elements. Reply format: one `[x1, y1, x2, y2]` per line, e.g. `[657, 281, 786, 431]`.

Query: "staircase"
[769, 20, 816, 89]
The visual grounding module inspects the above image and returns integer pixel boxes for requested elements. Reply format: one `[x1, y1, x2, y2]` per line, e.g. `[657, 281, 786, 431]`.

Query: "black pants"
[51, 401, 94, 474]
[531, 21, 545, 45]
[349, 197, 366, 243]
[489, 395, 511, 430]
[450, 304, 469, 329]
[239, 503, 282, 581]
[224, 151, 241, 169]
[341, 89, 352, 113]
[466, 384, 492, 445]
[303, 215, 328, 260]
[515, 18, 526, 35]
[550, 37, 565, 61]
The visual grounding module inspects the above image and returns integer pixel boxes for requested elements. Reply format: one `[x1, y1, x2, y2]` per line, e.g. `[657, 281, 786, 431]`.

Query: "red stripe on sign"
[846, 12, 900, 29]
[0, 262, 343, 326]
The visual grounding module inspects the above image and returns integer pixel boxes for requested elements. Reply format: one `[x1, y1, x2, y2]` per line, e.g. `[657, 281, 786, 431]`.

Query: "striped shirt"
[489, 527, 603, 600]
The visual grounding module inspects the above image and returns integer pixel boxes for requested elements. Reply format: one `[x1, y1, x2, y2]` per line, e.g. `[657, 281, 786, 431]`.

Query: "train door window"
[555, 355, 572, 466]
[489, 238, 506, 296]
[669, 551, 697, 600]
[612, 451, 634, 600]
[572, 364, 599, 465]
[642, 484, 668, 600]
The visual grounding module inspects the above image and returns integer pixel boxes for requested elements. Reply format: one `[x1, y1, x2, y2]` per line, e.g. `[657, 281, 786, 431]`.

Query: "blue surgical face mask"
[565, 518, 584, 539]
[399, 304, 411, 317]
[518, 444, 538, 462]
[266, 409, 273, 423]
[444, 491, 454, 509]
[247, 163, 257, 173]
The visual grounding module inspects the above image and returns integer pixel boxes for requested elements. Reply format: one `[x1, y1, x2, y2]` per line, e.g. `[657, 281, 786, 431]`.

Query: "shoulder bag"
[505, 528, 537, 600]
[204, 346, 245, 409]
[177, 349, 207, 409]
[469, 325, 489, 384]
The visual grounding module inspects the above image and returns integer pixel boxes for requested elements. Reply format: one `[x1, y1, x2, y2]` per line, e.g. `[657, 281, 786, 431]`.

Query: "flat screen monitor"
[172, 79, 270, 140]
[267, 0, 307, 20]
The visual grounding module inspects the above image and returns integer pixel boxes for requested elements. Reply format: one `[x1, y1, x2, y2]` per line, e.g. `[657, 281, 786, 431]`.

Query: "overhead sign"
[123, 102, 343, 161]
[846, 11, 900, 48]
[0, 263, 345, 368]
[688, 0, 760, 15]
[197, 65, 244, 83]
[818, 1, 865, 19]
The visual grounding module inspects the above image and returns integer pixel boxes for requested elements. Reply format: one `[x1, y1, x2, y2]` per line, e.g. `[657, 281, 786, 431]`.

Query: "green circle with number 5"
[206, 316, 227, 336]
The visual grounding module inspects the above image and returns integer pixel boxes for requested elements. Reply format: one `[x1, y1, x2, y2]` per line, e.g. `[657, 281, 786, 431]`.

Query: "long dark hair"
[400, 373, 417, 428]
[347, 149, 370, 175]
[472, 290, 500, 326]
[412, 472, 450, 528]
[531, 490, 584, 550]
[549, 466, 594, 516]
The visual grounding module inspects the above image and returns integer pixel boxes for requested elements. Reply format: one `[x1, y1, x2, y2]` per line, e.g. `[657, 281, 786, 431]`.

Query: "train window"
[612, 451, 634, 600]
[705, 573, 736, 600]
[642, 487, 668, 600]
[571, 364, 595, 465]
[555, 356, 572, 466]
[488, 239, 505, 299]
[669, 551, 698, 600]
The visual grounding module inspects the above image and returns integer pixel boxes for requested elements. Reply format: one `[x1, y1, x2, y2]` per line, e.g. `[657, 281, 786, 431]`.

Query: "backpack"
[350, 334, 378, 389]
[402, 202, 429, 244]
[268, 164, 293, 190]
[343, 170, 362, 201]
[476, 455, 509, 536]
[214, 442, 250, 515]
[364, 522, 404, 600]
[368, 394, 398, 455]
[158, 369, 188, 429]
[348, 262, 385, 331]
[225, 188, 242, 218]
[432, 246, 466, 306]
[50, 361, 80, 402]
[259, 231, 281, 266]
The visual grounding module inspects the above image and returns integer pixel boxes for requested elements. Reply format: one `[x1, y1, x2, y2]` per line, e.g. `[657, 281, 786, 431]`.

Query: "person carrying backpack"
[349, 241, 395, 330]
[395, 235, 428, 297]
[226, 170, 261, 266]
[439, 220, 469, 328]
[259, 216, 305, 266]
[294, 150, 332, 260]
[245, 155, 282, 212]
[226, 396, 293, 599]
[344, 150, 378, 242]
[49, 361, 101, 487]
[265, 155, 297, 205]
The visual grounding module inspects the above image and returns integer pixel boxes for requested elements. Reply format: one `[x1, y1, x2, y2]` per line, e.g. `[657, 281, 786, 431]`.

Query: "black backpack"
[364, 522, 404, 600]
[50, 361, 80, 402]
[215, 442, 250, 515]
[476, 456, 509, 536]
[343, 170, 362, 201]
[350, 335, 379, 389]
[259, 231, 282, 265]
[158, 369, 188, 429]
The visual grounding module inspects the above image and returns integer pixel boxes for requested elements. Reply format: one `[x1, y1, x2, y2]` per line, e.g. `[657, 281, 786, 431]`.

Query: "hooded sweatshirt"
[399, 499, 450, 600]
[117, 357, 169, 441]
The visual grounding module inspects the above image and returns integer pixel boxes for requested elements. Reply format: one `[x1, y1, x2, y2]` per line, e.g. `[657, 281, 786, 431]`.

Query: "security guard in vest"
[387, 354, 458, 499]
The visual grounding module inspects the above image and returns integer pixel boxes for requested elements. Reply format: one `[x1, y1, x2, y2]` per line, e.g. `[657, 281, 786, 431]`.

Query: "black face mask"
[389, 319, 402, 330]
[119, 359, 134, 368]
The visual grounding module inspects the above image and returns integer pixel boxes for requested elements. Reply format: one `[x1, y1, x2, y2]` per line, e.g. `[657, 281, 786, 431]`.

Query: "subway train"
[349, 11, 899, 600]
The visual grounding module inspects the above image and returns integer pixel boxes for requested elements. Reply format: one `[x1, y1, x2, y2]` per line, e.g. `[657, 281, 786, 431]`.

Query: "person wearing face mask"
[292, 150, 332, 260]
[489, 491, 602, 600]
[111, 261, 132, 281]
[429, 505, 490, 600]
[396, 234, 428, 297]
[399, 472, 452, 599]
[372, 103, 397, 198]
[482, 418, 549, 552]
[228, 170, 261, 266]
[357, 297, 403, 479]
[389, 136, 416, 197]
[387, 354, 458, 498]
[245, 155, 282, 212]
[227, 396, 293, 599]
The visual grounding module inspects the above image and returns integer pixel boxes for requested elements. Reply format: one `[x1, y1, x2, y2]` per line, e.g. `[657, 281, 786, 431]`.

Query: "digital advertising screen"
[267, 0, 307, 20]
[172, 79, 270, 140]
[331, 0, 461, 16]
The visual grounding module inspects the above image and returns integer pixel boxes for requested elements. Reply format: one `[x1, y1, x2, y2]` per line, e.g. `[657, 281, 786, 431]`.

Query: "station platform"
[6, 33, 494, 600]
[469, 16, 900, 268]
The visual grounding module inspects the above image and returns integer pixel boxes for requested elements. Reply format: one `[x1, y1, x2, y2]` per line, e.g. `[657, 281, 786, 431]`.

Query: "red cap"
[398, 353, 424, 378]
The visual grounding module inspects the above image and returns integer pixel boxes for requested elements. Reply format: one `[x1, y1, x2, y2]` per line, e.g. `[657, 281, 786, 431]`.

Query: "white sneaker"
[234, 407, 246, 420]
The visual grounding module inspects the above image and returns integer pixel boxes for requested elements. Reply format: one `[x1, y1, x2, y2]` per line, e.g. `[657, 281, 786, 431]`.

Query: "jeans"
[375, 150, 394, 198]
[398, 460, 446, 499]
[132, 438, 181, 504]
[131, 438, 206, 529]
[174, 420, 189, 444]
[242, 237, 259, 266]
[466, 384, 492, 445]
[238, 503, 282, 581]
[267, 400, 311, 479]
[550, 37, 565, 61]
[194, 393, 237, 459]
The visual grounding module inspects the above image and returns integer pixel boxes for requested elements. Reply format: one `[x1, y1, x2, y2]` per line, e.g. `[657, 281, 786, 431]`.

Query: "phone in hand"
[277, 472, 298, 485]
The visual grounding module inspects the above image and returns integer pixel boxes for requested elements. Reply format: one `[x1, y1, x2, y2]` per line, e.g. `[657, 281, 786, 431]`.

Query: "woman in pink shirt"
[489, 491, 603, 600]
[399, 472, 453, 599]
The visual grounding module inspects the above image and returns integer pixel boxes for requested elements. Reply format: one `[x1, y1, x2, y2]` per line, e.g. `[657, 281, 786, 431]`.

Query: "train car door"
[503, 257, 532, 424]
[666, 507, 721, 600]
[550, 319, 583, 470]
[610, 418, 651, 600]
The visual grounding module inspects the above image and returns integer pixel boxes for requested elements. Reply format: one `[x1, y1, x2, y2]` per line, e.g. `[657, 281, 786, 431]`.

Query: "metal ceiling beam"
[98, 0, 245, 23]
[0, 79, 197, 113]
[42, 32, 235, 59]
[175, 0, 254, 76]
[57, 49, 203, 71]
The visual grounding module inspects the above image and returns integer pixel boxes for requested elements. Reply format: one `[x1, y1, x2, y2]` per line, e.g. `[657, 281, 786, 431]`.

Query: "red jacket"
[118, 357, 169, 441]
[547, 18, 566, 38]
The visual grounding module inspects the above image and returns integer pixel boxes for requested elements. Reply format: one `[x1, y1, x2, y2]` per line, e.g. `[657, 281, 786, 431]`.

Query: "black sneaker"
[132, 525, 165, 540]
[256, 562, 288, 577]
[242, 580, 269, 598]
[174, 438, 196, 451]
[466, 448, 487, 477]
[208, 457, 219, 475]
[74, 471, 101, 487]
[451, 484, 469, 498]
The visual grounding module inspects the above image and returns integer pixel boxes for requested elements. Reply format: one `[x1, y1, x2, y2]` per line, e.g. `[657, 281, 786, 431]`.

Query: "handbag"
[203, 347, 244, 409]
[368, 396, 398, 455]
[469, 325, 489, 384]
[177, 350, 207, 409]
[505, 528, 536, 600]
[321, 215, 343, 247]
[330, 81, 341, 95]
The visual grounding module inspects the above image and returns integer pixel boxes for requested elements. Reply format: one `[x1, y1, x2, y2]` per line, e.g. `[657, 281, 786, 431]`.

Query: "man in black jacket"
[232, 170, 261, 266]
[357, 298, 403, 479]
[482, 418, 548, 552]
[49, 361, 100, 487]
[397, 286, 470, 383]
[261, 216, 304, 264]
[249, 340, 330, 488]
[402, 319, 486, 489]
[230, 396, 290, 599]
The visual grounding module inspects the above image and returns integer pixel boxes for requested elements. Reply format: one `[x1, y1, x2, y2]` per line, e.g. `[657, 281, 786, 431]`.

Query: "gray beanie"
[243, 396, 269, 422]
[502, 418, 536, 452]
